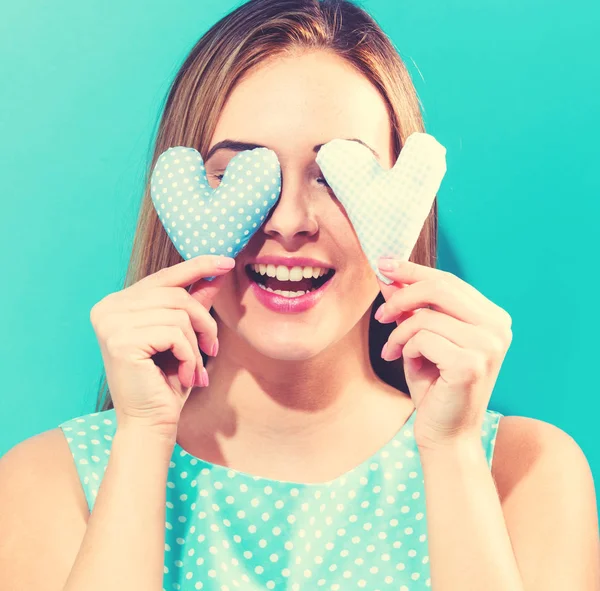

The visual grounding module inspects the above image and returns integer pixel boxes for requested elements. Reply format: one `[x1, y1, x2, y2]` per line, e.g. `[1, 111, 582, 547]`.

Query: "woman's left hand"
[375, 257, 513, 453]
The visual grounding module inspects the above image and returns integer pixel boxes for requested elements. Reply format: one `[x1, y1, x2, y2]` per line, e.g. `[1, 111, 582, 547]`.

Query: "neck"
[178, 310, 413, 467]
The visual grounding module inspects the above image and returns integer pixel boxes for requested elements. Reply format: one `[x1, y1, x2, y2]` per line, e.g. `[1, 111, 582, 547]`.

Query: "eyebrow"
[203, 138, 380, 162]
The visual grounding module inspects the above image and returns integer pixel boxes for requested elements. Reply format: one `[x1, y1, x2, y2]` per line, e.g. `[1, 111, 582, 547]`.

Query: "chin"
[241, 323, 331, 362]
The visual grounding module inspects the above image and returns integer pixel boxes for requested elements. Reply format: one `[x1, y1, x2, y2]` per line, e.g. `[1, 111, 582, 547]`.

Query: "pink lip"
[249, 277, 334, 313]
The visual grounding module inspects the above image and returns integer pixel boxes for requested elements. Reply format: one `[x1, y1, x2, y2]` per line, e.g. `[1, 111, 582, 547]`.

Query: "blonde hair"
[96, 0, 437, 412]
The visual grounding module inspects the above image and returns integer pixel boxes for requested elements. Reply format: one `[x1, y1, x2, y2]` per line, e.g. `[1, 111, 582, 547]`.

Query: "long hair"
[96, 0, 437, 412]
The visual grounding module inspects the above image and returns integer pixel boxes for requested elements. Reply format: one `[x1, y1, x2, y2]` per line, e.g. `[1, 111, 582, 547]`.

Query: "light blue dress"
[59, 405, 503, 590]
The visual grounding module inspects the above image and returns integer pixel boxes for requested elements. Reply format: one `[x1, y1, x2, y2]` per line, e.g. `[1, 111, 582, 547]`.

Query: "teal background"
[0, 0, 598, 513]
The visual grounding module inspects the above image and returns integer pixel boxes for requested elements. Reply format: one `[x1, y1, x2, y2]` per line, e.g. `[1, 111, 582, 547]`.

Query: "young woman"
[1, 0, 598, 590]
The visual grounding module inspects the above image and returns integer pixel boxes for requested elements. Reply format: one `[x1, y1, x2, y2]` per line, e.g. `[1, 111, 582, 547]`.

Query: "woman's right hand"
[89, 254, 235, 437]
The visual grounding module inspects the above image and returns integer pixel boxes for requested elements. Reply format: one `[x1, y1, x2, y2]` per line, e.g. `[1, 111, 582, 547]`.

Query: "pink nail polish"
[378, 260, 394, 271]
[211, 338, 219, 357]
[374, 304, 385, 321]
[381, 343, 389, 360]
[216, 256, 236, 270]
[198, 367, 209, 388]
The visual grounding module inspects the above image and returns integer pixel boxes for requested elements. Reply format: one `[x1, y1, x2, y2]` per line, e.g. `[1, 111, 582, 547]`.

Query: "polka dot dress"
[59, 406, 503, 590]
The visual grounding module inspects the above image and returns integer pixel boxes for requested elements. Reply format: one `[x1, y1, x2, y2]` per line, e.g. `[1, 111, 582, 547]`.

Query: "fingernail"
[378, 258, 395, 271]
[197, 367, 209, 388]
[193, 366, 202, 388]
[211, 338, 219, 357]
[216, 256, 236, 270]
[381, 342, 390, 360]
[374, 304, 385, 321]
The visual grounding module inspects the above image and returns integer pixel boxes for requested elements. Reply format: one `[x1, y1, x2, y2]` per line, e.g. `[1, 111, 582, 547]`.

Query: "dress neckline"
[172, 405, 418, 488]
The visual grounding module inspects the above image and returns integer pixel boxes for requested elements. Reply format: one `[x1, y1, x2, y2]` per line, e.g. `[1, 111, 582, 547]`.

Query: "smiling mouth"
[245, 264, 336, 297]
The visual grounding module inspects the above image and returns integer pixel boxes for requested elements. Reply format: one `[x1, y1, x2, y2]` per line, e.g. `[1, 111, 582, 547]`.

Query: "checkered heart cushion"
[316, 132, 447, 284]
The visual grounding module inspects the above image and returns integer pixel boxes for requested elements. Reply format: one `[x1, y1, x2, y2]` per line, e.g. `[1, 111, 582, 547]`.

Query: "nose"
[261, 172, 319, 245]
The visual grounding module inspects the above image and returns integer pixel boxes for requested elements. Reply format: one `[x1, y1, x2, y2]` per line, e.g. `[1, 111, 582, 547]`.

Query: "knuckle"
[402, 262, 416, 280]
[104, 333, 124, 357]
[432, 278, 449, 295]
[416, 307, 432, 320]
[90, 302, 110, 337]
[495, 310, 513, 342]
[488, 335, 505, 356]
[387, 292, 403, 313]
[90, 295, 111, 326]
[465, 351, 487, 378]
[174, 286, 190, 306]
[152, 267, 168, 282]
[175, 308, 191, 326]
[198, 306, 218, 335]
[89, 303, 100, 327]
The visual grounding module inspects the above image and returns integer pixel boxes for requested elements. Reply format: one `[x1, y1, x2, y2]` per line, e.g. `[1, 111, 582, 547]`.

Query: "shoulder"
[0, 426, 90, 520]
[491, 414, 600, 586]
[491, 414, 592, 502]
[492, 414, 594, 501]
[0, 428, 90, 587]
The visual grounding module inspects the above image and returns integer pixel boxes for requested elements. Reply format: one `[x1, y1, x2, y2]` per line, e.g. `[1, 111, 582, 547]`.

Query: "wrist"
[115, 420, 178, 449]
[416, 435, 483, 459]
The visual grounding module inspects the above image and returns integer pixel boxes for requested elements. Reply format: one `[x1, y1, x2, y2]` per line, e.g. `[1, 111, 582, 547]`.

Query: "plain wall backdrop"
[1, 0, 598, 516]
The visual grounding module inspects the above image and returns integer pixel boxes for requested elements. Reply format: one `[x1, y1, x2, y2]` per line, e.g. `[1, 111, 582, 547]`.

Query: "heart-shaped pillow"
[316, 132, 447, 285]
[150, 146, 281, 280]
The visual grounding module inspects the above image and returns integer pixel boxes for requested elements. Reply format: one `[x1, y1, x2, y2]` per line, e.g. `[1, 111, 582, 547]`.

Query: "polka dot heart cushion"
[316, 132, 447, 285]
[150, 146, 281, 280]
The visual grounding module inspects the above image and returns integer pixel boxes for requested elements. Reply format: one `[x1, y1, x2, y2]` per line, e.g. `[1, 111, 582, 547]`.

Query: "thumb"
[188, 273, 228, 310]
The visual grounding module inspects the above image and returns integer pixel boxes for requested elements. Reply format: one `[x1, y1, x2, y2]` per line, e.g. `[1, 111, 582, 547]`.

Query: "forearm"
[419, 440, 524, 591]
[63, 426, 175, 591]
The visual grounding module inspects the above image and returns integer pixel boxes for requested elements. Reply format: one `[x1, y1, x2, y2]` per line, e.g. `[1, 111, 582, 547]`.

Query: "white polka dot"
[58, 390, 501, 589]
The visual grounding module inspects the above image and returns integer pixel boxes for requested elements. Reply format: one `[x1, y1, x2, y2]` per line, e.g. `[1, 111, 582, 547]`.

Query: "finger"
[111, 325, 197, 392]
[402, 329, 459, 371]
[376, 275, 407, 304]
[401, 330, 488, 387]
[136, 255, 236, 291]
[127, 307, 206, 371]
[112, 309, 203, 390]
[378, 258, 441, 285]
[188, 273, 229, 311]
[126, 288, 218, 356]
[378, 278, 484, 326]
[159, 326, 197, 392]
[383, 308, 478, 361]
[378, 258, 505, 318]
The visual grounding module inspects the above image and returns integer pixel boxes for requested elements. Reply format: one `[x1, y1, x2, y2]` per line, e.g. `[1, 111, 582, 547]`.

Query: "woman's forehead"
[210, 53, 393, 165]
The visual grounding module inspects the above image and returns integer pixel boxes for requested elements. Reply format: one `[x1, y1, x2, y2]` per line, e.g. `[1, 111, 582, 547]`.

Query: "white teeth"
[289, 266, 303, 282]
[251, 263, 331, 281]
[257, 284, 307, 297]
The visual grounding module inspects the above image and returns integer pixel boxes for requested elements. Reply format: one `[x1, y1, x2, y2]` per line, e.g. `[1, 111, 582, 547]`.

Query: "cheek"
[327, 207, 370, 268]
[208, 271, 242, 322]
[324, 209, 379, 296]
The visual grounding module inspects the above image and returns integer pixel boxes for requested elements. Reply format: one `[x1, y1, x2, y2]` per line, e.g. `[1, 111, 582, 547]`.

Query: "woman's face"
[205, 49, 395, 361]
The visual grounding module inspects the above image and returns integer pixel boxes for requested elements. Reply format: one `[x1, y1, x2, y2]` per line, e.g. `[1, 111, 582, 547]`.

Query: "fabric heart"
[316, 132, 447, 285]
[150, 146, 281, 280]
